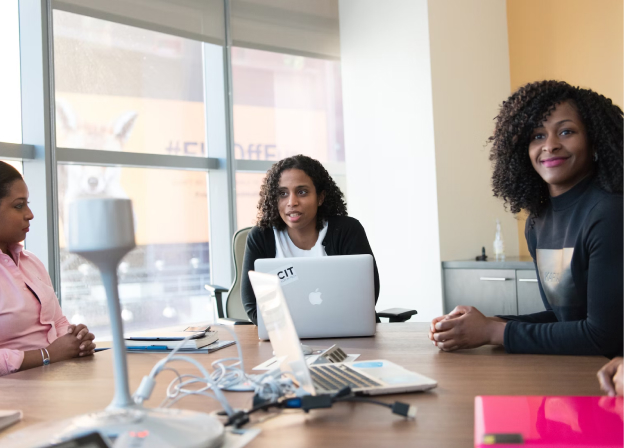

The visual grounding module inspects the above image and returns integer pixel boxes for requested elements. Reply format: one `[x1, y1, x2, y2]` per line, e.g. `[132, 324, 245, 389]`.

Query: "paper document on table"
[0, 410, 22, 432]
[253, 354, 360, 371]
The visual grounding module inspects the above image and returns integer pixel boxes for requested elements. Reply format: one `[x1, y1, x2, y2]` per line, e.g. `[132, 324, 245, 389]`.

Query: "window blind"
[53, 0, 341, 60]
[52, 0, 226, 45]
[231, 0, 340, 60]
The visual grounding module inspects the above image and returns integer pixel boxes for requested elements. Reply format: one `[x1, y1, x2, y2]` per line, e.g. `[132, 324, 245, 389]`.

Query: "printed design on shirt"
[536, 248, 580, 307]
[269, 265, 299, 286]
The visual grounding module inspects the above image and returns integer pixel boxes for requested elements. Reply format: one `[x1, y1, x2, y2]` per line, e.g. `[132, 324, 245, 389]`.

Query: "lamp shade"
[68, 198, 136, 266]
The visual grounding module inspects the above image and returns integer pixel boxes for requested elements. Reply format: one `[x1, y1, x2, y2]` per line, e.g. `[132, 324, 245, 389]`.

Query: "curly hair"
[489, 80, 623, 217]
[256, 155, 347, 230]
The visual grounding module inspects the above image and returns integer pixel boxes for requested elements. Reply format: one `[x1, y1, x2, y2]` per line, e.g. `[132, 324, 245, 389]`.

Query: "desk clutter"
[124, 326, 234, 353]
[0, 324, 614, 448]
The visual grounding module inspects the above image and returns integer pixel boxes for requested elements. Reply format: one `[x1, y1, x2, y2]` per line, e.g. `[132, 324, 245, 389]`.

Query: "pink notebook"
[475, 396, 623, 447]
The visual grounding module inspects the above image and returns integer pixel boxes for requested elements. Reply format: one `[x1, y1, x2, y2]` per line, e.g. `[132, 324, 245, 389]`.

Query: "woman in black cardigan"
[428, 81, 623, 357]
[241, 155, 379, 325]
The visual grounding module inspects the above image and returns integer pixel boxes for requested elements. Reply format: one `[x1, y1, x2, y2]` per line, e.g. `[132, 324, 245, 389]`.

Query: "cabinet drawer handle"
[479, 277, 508, 281]
[518, 278, 538, 283]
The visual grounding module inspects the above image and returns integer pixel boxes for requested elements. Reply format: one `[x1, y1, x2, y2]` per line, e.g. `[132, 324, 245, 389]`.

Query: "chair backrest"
[225, 227, 252, 319]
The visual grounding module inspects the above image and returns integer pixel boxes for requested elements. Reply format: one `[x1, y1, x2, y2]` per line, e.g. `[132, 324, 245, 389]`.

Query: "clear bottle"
[493, 219, 505, 261]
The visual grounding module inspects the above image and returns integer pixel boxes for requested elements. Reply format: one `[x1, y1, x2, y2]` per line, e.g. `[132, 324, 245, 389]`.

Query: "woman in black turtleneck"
[428, 80, 623, 358]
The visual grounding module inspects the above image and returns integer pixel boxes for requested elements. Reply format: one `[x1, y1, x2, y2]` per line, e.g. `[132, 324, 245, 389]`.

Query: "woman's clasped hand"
[46, 324, 96, 362]
[428, 306, 507, 351]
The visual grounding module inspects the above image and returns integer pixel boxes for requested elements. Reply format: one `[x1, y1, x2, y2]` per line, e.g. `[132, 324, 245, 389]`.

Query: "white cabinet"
[442, 259, 544, 316]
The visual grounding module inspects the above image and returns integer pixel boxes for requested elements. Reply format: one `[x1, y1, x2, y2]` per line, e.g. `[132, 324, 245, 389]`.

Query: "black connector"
[226, 410, 250, 428]
[229, 388, 415, 429]
[300, 394, 334, 412]
[333, 386, 352, 399]
[391, 401, 417, 418]
[300, 387, 352, 412]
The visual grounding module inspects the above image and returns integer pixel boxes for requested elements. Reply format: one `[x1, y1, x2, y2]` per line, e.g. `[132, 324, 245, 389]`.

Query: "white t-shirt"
[274, 222, 329, 258]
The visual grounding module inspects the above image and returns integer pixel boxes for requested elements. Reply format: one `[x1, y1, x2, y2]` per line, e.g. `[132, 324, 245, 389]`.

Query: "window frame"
[1, 0, 345, 303]
[2, 0, 240, 299]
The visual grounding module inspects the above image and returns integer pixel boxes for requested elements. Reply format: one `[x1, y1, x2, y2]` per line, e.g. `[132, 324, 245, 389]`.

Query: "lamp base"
[2, 407, 225, 448]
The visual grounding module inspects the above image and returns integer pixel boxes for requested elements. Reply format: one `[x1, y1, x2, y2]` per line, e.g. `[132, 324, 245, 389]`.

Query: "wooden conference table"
[0, 323, 607, 447]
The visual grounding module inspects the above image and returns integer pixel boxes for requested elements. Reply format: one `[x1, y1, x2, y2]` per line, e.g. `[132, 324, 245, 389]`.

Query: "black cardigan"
[241, 216, 380, 324]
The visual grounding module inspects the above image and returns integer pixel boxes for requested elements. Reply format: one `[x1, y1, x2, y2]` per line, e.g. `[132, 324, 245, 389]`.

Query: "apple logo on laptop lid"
[309, 288, 323, 305]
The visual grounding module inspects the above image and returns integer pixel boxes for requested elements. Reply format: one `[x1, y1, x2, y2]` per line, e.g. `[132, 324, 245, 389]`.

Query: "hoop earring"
[593, 152, 599, 162]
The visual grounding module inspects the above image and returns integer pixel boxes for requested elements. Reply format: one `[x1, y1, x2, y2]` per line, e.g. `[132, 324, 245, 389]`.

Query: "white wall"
[339, 0, 520, 321]
[339, 0, 443, 321]
[428, 0, 519, 261]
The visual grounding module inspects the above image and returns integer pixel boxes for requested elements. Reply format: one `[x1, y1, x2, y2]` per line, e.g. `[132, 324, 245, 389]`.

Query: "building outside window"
[0, 0, 345, 335]
[232, 47, 346, 229]
[0, 0, 21, 145]
[53, 11, 213, 336]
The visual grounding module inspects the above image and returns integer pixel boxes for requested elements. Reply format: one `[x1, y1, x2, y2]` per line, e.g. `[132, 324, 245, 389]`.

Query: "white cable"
[133, 328, 235, 415]
[132, 322, 303, 417]
[209, 324, 246, 371]
[159, 354, 234, 415]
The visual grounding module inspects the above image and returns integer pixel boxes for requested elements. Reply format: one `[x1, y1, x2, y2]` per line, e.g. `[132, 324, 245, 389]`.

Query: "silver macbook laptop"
[248, 270, 437, 396]
[254, 255, 376, 340]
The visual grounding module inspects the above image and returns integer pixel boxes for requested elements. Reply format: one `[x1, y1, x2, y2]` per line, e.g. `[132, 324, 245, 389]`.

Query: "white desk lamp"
[68, 198, 136, 410]
[5, 198, 224, 447]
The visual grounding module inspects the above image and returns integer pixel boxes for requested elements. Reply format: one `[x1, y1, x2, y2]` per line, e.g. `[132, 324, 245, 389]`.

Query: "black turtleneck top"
[499, 176, 623, 358]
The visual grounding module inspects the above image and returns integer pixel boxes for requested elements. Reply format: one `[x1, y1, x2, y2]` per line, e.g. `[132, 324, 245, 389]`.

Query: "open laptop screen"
[248, 270, 315, 395]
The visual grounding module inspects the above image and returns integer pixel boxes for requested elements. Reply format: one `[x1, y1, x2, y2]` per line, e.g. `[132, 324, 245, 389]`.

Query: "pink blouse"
[0, 244, 70, 376]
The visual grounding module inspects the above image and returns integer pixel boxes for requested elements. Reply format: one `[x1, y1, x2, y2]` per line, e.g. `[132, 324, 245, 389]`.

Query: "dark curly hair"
[256, 155, 347, 230]
[489, 80, 623, 217]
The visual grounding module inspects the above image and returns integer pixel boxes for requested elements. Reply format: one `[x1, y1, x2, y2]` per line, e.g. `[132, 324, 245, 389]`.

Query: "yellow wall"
[507, 0, 623, 256]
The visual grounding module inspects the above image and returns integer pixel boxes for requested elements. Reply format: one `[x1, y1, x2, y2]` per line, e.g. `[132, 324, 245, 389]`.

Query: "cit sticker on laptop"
[270, 265, 299, 286]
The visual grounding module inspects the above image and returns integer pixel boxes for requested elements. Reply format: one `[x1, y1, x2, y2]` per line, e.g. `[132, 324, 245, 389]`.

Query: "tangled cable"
[131, 323, 298, 416]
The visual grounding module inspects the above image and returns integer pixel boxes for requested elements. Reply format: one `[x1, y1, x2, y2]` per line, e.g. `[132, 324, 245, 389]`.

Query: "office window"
[58, 166, 213, 337]
[231, 47, 345, 163]
[52, 11, 214, 337]
[53, 11, 206, 157]
[232, 47, 346, 229]
[0, 0, 22, 144]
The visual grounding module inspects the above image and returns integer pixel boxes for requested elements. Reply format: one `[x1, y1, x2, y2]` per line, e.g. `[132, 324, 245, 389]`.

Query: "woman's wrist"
[19, 349, 45, 371]
[487, 320, 507, 346]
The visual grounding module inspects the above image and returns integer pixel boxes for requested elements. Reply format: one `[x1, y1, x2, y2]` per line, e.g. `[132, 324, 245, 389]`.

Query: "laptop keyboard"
[310, 364, 383, 392]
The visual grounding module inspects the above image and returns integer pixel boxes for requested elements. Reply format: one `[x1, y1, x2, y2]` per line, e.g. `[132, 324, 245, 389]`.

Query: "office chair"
[205, 227, 418, 324]
[204, 227, 254, 325]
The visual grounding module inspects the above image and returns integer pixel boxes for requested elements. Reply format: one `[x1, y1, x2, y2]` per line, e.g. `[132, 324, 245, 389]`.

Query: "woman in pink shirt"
[0, 161, 96, 376]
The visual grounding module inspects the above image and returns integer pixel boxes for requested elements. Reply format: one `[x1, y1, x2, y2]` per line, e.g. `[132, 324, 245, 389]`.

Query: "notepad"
[126, 340, 235, 354]
[0, 410, 22, 432]
[474, 395, 623, 447]
[125, 328, 209, 341]
[125, 331, 218, 349]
